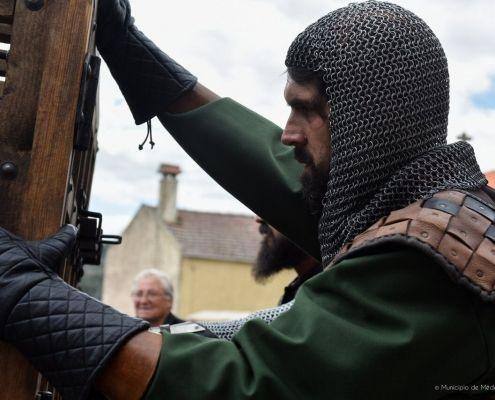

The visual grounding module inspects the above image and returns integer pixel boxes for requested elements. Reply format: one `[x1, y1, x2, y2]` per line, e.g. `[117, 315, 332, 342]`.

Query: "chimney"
[158, 163, 181, 223]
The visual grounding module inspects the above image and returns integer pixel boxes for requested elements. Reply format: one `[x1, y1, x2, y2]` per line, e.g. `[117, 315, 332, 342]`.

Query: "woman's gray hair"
[132, 268, 174, 299]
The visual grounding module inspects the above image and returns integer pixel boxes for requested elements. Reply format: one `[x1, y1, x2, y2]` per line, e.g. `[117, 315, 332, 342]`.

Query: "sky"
[91, 0, 495, 236]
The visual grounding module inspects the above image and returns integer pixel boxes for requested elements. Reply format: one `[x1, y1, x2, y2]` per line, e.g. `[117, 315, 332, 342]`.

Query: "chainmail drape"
[200, 301, 293, 341]
[285, 1, 486, 265]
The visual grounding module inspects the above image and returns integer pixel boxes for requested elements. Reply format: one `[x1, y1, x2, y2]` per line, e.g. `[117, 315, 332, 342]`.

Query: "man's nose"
[281, 129, 306, 147]
[138, 297, 150, 305]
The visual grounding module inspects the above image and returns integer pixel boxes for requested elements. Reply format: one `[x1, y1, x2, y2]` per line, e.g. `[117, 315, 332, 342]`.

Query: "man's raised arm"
[96, 0, 320, 259]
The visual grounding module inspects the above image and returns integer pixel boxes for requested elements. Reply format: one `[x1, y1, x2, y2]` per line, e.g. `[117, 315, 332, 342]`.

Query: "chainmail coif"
[285, 1, 487, 265]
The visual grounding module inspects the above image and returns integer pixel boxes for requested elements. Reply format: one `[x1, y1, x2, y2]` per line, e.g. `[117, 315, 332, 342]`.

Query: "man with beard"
[254, 219, 321, 305]
[1, 2, 495, 400]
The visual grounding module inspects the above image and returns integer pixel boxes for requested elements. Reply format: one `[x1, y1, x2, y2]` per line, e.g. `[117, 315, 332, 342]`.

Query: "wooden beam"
[18, 0, 93, 234]
[0, 0, 47, 153]
[0, 0, 15, 23]
[0, 22, 11, 42]
[0, 0, 95, 397]
[0, 58, 6, 75]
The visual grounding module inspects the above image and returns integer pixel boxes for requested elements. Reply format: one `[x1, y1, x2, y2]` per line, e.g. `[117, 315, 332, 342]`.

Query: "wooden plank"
[0, 22, 11, 42]
[0, 0, 47, 154]
[0, 0, 95, 397]
[0, 0, 15, 22]
[17, 0, 93, 235]
[0, 58, 6, 75]
[0, 1, 52, 397]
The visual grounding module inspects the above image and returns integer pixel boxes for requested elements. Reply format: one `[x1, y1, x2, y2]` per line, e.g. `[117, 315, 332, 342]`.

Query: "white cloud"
[100, 213, 135, 238]
[93, 0, 495, 235]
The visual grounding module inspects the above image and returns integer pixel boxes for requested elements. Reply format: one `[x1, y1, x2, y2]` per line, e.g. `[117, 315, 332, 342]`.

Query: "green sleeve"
[158, 98, 320, 259]
[144, 248, 489, 400]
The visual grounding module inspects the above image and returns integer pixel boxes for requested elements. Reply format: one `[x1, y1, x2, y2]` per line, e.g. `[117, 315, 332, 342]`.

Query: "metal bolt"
[25, 0, 44, 11]
[476, 270, 484, 278]
[0, 161, 18, 180]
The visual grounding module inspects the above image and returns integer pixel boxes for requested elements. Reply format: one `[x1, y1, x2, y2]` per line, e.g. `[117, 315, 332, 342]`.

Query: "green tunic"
[149, 99, 495, 399]
[146, 248, 495, 399]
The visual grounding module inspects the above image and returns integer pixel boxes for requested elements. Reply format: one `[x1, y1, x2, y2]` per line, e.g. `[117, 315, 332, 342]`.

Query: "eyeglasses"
[131, 290, 169, 300]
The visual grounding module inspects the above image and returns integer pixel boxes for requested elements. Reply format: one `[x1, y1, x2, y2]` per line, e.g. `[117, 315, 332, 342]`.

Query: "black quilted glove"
[96, 0, 198, 124]
[0, 225, 149, 400]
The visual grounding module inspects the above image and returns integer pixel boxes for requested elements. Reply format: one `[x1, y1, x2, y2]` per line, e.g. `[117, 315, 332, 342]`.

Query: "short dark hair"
[287, 66, 326, 99]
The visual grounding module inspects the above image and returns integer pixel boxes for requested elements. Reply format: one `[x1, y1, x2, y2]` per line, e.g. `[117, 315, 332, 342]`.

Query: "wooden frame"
[0, 0, 97, 397]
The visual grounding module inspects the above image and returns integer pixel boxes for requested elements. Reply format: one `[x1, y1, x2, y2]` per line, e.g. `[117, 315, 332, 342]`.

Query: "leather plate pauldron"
[332, 190, 495, 301]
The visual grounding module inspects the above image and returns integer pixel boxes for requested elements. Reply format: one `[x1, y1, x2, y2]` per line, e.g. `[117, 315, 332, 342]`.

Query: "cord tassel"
[138, 120, 155, 150]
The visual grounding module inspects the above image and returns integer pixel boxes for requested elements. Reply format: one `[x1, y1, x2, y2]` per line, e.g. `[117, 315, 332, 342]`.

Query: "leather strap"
[332, 189, 495, 301]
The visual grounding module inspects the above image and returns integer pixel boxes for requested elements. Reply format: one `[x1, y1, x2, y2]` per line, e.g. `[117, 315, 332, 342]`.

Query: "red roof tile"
[166, 210, 262, 263]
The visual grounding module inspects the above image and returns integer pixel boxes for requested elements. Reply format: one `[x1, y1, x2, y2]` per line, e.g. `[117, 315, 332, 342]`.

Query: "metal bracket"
[74, 53, 100, 150]
[77, 209, 122, 266]
[35, 392, 53, 400]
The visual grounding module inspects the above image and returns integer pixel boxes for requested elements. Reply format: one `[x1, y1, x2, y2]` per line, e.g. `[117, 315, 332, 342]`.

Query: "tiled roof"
[166, 209, 262, 263]
[146, 170, 495, 263]
[486, 171, 495, 188]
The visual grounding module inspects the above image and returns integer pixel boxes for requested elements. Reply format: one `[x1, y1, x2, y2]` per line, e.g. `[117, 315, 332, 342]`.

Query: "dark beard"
[253, 232, 308, 282]
[295, 148, 329, 217]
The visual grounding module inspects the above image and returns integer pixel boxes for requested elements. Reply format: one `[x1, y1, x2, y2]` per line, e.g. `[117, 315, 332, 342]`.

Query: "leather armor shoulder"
[332, 189, 495, 301]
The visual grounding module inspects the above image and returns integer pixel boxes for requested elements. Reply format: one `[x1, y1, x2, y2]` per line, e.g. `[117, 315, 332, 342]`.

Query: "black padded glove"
[0, 225, 149, 400]
[96, 0, 197, 124]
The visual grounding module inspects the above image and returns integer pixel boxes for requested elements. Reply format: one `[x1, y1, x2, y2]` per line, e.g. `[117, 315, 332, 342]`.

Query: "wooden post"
[0, 0, 97, 397]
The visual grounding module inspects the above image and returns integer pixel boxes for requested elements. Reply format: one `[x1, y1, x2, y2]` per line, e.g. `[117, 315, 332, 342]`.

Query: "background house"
[102, 164, 295, 319]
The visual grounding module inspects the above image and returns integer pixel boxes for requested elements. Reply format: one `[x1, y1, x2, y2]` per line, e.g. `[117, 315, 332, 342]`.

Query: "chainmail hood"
[285, 1, 486, 265]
